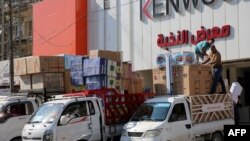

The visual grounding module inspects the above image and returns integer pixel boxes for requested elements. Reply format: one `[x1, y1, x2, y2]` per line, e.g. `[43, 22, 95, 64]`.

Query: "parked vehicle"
[0, 95, 41, 141]
[22, 88, 154, 141]
[121, 94, 234, 141]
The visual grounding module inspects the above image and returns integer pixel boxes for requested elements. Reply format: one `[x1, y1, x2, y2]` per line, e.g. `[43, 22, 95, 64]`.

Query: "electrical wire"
[33, 0, 139, 47]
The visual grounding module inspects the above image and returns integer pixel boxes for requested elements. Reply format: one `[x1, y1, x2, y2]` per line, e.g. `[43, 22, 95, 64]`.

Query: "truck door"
[87, 100, 102, 141]
[56, 101, 92, 141]
[0, 101, 34, 140]
[165, 102, 192, 141]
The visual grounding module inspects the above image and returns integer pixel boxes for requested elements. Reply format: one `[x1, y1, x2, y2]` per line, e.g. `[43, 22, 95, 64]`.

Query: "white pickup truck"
[22, 88, 154, 141]
[0, 95, 40, 141]
[121, 94, 235, 141]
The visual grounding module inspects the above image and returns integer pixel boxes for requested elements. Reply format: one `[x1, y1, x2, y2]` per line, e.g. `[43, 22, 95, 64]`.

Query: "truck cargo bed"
[185, 94, 234, 124]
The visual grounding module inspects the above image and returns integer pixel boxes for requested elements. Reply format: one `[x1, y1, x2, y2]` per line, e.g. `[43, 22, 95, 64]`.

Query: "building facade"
[0, 0, 41, 60]
[88, 0, 250, 122]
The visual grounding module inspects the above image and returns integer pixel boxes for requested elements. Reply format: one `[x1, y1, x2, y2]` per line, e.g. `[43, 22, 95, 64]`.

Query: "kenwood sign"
[140, 0, 217, 20]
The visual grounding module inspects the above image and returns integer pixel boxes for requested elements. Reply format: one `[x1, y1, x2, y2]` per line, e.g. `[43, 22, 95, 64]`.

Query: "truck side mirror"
[60, 115, 69, 125]
[0, 112, 6, 123]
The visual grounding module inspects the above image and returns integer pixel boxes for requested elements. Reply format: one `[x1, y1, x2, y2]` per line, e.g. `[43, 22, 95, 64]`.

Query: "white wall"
[88, 0, 250, 71]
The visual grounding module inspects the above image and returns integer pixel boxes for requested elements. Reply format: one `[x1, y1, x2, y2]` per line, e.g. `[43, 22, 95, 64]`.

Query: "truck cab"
[22, 96, 105, 141]
[121, 95, 192, 141]
[121, 94, 234, 141]
[0, 96, 39, 141]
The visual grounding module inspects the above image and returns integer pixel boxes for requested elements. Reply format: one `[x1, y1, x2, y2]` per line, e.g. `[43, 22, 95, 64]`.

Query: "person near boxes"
[195, 38, 215, 63]
[202, 45, 226, 94]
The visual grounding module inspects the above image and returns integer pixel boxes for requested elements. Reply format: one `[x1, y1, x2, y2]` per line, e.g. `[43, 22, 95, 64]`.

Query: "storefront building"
[88, 0, 250, 123]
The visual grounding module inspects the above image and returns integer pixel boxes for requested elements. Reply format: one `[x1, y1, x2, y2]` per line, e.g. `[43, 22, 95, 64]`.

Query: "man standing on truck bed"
[202, 45, 227, 94]
[195, 38, 215, 63]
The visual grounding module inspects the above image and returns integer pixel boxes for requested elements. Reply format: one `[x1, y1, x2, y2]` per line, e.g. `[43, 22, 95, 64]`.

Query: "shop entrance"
[238, 69, 250, 124]
[243, 71, 250, 106]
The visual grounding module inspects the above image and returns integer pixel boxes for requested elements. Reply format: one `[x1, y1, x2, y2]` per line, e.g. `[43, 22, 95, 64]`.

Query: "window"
[59, 101, 88, 125]
[131, 102, 171, 121]
[0, 102, 34, 123]
[169, 103, 187, 122]
[62, 101, 88, 118]
[88, 101, 95, 115]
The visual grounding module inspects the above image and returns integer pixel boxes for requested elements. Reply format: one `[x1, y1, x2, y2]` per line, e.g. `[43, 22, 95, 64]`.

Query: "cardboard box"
[121, 78, 130, 90]
[116, 62, 122, 74]
[64, 55, 84, 71]
[152, 69, 166, 85]
[128, 77, 144, 93]
[27, 56, 64, 74]
[14, 58, 27, 75]
[121, 77, 144, 93]
[58, 57, 65, 72]
[107, 60, 117, 77]
[122, 63, 132, 78]
[26, 56, 48, 74]
[89, 50, 122, 62]
[70, 71, 84, 86]
[200, 70, 212, 94]
[173, 81, 184, 94]
[116, 77, 121, 89]
[86, 76, 117, 90]
[200, 65, 212, 71]
[64, 71, 86, 93]
[173, 64, 212, 95]
[32, 73, 64, 92]
[84, 58, 118, 77]
[20, 75, 32, 90]
[200, 79, 212, 94]
[183, 76, 201, 95]
[131, 72, 143, 79]
[83, 57, 108, 76]
[153, 84, 167, 95]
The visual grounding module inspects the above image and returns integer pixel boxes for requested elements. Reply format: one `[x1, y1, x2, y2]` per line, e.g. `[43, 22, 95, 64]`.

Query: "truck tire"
[212, 132, 223, 141]
[11, 137, 22, 141]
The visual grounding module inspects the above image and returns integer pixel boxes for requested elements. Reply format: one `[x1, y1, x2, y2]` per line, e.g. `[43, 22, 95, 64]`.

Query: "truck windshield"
[29, 103, 63, 124]
[131, 102, 171, 121]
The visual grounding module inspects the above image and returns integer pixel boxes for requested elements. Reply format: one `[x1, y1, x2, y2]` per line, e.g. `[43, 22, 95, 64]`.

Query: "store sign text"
[157, 25, 231, 48]
[140, 0, 216, 20]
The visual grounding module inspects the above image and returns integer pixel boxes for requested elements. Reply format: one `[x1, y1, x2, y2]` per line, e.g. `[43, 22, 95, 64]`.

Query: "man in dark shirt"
[202, 45, 226, 94]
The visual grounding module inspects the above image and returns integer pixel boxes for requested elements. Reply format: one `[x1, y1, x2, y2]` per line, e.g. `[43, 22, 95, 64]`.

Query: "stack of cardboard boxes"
[121, 63, 144, 93]
[88, 50, 144, 93]
[89, 50, 122, 62]
[12, 50, 146, 94]
[83, 57, 120, 90]
[85, 50, 122, 90]
[173, 64, 212, 95]
[121, 63, 131, 92]
[63, 55, 87, 93]
[152, 69, 166, 95]
[15, 56, 65, 92]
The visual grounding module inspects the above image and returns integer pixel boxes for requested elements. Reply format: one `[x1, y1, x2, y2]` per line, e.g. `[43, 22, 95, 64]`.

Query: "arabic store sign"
[157, 25, 230, 48]
[140, 0, 216, 20]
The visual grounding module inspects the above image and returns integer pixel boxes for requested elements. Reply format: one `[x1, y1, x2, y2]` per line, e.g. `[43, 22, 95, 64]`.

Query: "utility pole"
[7, 0, 14, 93]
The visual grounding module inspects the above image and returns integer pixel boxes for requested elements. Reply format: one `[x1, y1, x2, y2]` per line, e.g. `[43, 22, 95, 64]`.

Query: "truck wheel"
[11, 138, 22, 141]
[212, 132, 223, 141]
